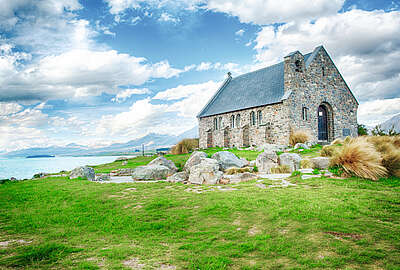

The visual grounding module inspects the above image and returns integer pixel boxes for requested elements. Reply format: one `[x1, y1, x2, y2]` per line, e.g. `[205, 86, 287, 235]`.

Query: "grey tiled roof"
[198, 62, 285, 118]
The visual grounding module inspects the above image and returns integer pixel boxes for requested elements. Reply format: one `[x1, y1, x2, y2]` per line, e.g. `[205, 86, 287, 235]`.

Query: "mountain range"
[380, 113, 400, 133]
[4, 126, 198, 158]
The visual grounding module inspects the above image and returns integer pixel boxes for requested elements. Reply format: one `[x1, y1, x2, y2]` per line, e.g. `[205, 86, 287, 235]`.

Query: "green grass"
[1, 173, 399, 269]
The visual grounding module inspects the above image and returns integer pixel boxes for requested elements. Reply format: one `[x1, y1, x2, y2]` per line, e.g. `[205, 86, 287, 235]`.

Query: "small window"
[236, 114, 240, 128]
[322, 67, 325, 76]
[257, 111, 262, 125]
[231, 115, 235, 128]
[250, 111, 256, 126]
[214, 118, 218, 130]
[218, 117, 222, 130]
[295, 60, 302, 72]
[302, 107, 309, 121]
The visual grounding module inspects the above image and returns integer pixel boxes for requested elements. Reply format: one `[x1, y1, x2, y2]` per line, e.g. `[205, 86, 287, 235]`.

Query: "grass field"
[0, 149, 399, 269]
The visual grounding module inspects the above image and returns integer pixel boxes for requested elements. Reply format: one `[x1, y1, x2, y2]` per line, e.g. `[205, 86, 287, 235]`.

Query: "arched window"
[231, 115, 235, 128]
[218, 117, 222, 130]
[257, 111, 262, 125]
[302, 107, 309, 121]
[236, 114, 240, 128]
[322, 66, 325, 76]
[250, 111, 256, 126]
[214, 118, 218, 130]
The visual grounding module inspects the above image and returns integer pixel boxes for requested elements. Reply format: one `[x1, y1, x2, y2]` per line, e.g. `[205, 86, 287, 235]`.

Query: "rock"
[184, 151, 208, 172]
[278, 153, 302, 172]
[69, 166, 95, 181]
[256, 143, 286, 152]
[211, 151, 246, 170]
[148, 156, 178, 172]
[249, 160, 256, 166]
[222, 172, 258, 184]
[115, 157, 129, 161]
[110, 168, 133, 176]
[95, 173, 110, 181]
[188, 158, 223, 185]
[132, 165, 172, 180]
[294, 143, 310, 149]
[240, 157, 250, 166]
[311, 157, 330, 169]
[122, 161, 128, 166]
[32, 172, 48, 179]
[167, 172, 188, 183]
[256, 151, 278, 173]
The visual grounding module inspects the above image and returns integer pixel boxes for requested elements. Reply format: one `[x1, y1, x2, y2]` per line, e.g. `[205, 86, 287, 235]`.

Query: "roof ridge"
[232, 61, 283, 80]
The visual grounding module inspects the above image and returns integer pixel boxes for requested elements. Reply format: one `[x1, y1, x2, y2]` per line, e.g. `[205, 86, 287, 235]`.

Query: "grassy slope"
[0, 149, 399, 269]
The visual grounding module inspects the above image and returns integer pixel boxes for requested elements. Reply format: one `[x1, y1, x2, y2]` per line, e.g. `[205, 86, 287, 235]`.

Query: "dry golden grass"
[270, 165, 291, 174]
[366, 135, 400, 177]
[225, 167, 252, 175]
[170, 138, 199, 155]
[382, 149, 400, 177]
[343, 136, 354, 144]
[330, 138, 343, 145]
[330, 137, 388, 180]
[289, 129, 309, 147]
[321, 145, 340, 157]
[300, 159, 313, 169]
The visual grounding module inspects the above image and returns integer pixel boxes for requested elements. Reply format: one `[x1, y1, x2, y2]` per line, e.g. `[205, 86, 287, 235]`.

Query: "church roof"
[197, 51, 313, 118]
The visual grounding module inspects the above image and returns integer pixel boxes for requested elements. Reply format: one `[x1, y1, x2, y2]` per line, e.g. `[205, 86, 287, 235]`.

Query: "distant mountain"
[2, 127, 199, 158]
[380, 114, 400, 133]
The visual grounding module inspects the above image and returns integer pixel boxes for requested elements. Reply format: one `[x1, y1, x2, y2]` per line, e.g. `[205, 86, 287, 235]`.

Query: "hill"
[380, 113, 400, 132]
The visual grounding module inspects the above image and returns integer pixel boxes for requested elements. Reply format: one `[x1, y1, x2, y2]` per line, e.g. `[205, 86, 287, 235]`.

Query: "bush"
[330, 137, 388, 180]
[300, 159, 313, 169]
[289, 129, 309, 147]
[270, 165, 291, 174]
[321, 145, 339, 157]
[170, 138, 199, 155]
[358, 124, 368, 136]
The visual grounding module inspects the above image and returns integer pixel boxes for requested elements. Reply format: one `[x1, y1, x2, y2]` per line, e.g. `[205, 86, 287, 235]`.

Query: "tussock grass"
[330, 138, 343, 145]
[321, 145, 339, 157]
[170, 138, 199, 155]
[300, 159, 313, 169]
[270, 165, 291, 173]
[289, 129, 309, 147]
[366, 135, 400, 178]
[330, 137, 388, 180]
[225, 167, 252, 175]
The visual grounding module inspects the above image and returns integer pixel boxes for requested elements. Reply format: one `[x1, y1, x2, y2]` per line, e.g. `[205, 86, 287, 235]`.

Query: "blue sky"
[0, 0, 399, 152]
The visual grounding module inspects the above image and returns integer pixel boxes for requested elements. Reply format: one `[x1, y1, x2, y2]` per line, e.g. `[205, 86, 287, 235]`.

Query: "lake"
[0, 156, 135, 180]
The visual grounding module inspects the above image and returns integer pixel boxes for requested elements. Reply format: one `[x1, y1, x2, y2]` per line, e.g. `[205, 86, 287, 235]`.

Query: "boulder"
[294, 143, 310, 149]
[115, 157, 129, 161]
[95, 173, 110, 181]
[249, 160, 256, 167]
[256, 143, 286, 152]
[167, 172, 188, 183]
[211, 151, 246, 170]
[70, 166, 95, 181]
[278, 153, 302, 172]
[188, 158, 223, 185]
[148, 156, 178, 172]
[222, 172, 258, 184]
[256, 151, 278, 173]
[311, 157, 330, 169]
[184, 151, 208, 172]
[110, 168, 133, 176]
[132, 165, 172, 180]
[240, 157, 250, 166]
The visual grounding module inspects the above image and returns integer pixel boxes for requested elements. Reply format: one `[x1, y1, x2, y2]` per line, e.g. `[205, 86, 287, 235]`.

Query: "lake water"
[0, 156, 135, 180]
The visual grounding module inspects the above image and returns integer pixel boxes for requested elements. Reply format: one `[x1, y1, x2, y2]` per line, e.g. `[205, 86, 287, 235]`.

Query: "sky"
[0, 0, 399, 152]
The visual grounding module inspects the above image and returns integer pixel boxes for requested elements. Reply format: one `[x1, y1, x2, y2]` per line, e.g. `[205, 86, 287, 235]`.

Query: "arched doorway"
[317, 103, 334, 142]
[223, 127, 230, 148]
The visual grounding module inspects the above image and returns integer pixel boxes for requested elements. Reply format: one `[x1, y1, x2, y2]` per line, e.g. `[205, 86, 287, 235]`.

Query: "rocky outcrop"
[311, 157, 330, 169]
[256, 151, 278, 173]
[211, 151, 246, 170]
[278, 153, 302, 172]
[167, 172, 188, 183]
[188, 158, 223, 185]
[148, 156, 178, 172]
[132, 165, 172, 180]
[183, 151, 208, 172]
[69, 166, 95, 181]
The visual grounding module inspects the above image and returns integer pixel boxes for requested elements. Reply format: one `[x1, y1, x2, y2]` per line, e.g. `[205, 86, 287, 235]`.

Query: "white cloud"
[158, 12, 180, 23]
[112, 88, 151, 102]
[153, 80, 218, 101]
[358, 98, 400, 126]
[206, 0, 345, 24]
[196, 62, 213, 71]
[0, 102, 23, 116]
[235, 29, 244, 36]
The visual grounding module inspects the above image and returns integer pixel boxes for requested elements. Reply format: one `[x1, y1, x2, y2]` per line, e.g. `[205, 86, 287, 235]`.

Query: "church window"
[231, 115, 235, 128]
[250, 111, 256, 126]
[236, 114, 240, 128]
[218, 117, 223, 129]
[295, 60, 302, 72]
[302, 107, 309, 121]
[257, 111, 262, 125]
[322, 66, 325, 76]
[214, 118, 218, 130]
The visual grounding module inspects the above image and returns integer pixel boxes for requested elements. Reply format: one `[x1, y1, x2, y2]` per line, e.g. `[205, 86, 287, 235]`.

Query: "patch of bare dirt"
[248, 226, 261, 236]
[123, 258, 145, 269]
[324, 231, 362, 240]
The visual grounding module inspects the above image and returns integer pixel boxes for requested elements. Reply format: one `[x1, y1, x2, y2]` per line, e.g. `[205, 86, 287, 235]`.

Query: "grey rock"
[278, 153, 302, 172]
[222, 172, 258, 184]
[184, 151, 208, 172]
[256, 151, 278, 173]
[167, 172, 188, 183]
[256, 143, 286, 152]
[132, 165, 173, 180]
[110, 168, 133, 176]
[70, 166, 95, 181]
[311, 157, 330, 169]
[188, 158, 223, 185]
[240, 157, 250, 166]
[294, 143, 310, 149]
[211, 151, 246, 170]
[95, 173, 110, 181]
[115, 157, 129, 161]
[148, 156, 178, 172]
[249, 160, 256, 166]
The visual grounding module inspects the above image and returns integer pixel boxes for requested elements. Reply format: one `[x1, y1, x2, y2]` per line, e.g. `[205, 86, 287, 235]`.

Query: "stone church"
[197, 45, 358, 148]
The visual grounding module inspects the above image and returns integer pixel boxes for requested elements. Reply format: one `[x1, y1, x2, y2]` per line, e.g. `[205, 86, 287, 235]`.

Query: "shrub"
[321, 145, 339, 157]
[170, 138, 199, 155]
[300, 159, 313, 169]
[270, 165, 291, 174]
[330, 137, 388, 180]
[289, 129, 309, 147]
[358, 124, 368, 136]
[253, 165, 258, 173]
